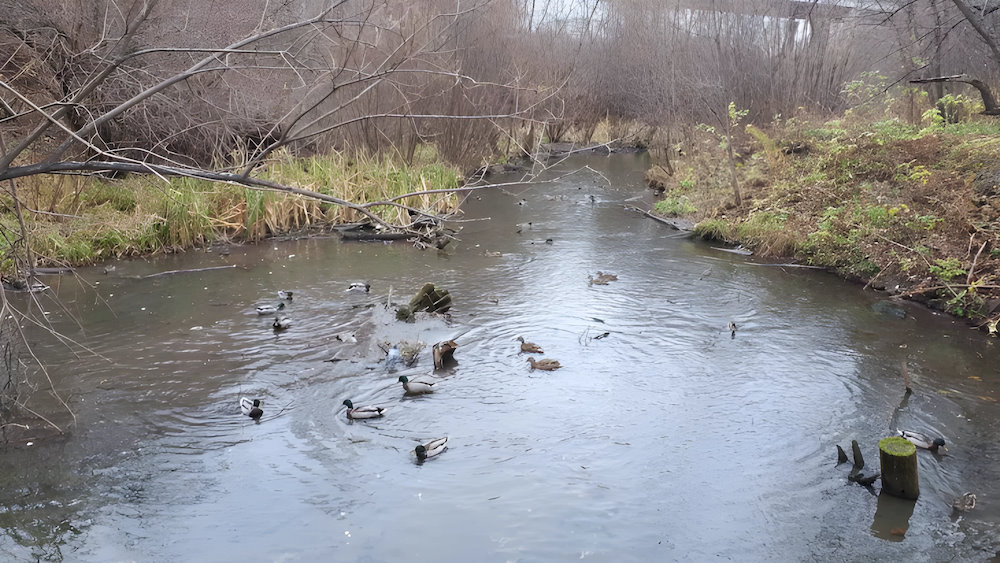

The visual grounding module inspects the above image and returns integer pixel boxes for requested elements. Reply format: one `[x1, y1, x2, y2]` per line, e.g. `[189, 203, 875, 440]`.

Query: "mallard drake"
[432, 340, 457, 369]
[952, 492, 976, 512]
[240, 397, 263, 420]
[256, 302, 286, 315]
[517, 336, 543, 354]
[898, 430, 946, 451]
[342, 399, 385, 419]
[347, 282, 371, 293]
[278, 290, 294, 300]
[273, 316, 292, 331]
[527, 357, 561, 371]
[728, 321, 737, 337]
[335, 331, 357, 344]
[398, 375, 435, 394]
[415, 437, 448, 461]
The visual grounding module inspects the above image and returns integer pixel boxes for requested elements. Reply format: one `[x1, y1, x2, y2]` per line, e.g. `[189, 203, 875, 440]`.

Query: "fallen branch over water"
[142, 264, 238, 278]
[747, 262, 826, 269]
[901, 283, 1000, 298]
[623, 205, 694, 231]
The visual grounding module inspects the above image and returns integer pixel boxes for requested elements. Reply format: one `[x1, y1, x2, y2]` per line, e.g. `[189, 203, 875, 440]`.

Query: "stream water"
[1, 153, 998, 561]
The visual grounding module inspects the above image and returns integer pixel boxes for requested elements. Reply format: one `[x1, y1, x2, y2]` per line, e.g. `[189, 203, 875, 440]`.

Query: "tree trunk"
[909, 74, 1000, 115]
[951, 0, 1000, 68]
[879, 437, 919, 500]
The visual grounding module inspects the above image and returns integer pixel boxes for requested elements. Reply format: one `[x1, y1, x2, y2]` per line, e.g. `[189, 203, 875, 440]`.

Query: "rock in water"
[871, 300, 906, 319]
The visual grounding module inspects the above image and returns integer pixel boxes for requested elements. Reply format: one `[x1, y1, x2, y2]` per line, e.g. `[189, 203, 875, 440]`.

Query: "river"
[1, 153, 998, 561]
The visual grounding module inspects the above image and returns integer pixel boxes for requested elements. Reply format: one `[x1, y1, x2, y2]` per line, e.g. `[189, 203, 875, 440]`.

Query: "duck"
[415, 437, 448, 461]
[432, 340, 457, 369]
[256, 302, 286, 315]
[240, 397, 263, 420]
[28, 282, 50, 293]
[897, 430, 946, 452]
[398, 375, 435, 394]
[729, 321, 737, 337]
[347, 282, 371, 293]
[335, 331, 357, 344]
[278, 290, 294, 300]
[952, 492, 976, 512]
[342, 399, 385, 419]
[272, 316, 292, 331]
[588, 271, 618, 286]
[517, 336, 544, 354]
[527, 357, 561, 371]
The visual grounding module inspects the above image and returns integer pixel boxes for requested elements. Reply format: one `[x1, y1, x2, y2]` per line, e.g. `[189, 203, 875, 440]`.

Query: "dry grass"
[1, 148, 462, 268]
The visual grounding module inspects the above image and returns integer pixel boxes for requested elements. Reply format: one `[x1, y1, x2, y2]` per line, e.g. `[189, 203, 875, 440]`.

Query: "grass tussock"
[650, 101, 1000, 320]
[3, 148, 462, 268]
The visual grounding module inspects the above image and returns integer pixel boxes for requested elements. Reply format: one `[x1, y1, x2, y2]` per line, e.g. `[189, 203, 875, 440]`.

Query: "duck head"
[342, 399, 354, 409]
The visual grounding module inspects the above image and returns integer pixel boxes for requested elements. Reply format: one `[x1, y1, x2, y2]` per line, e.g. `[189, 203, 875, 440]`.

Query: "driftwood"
[748, 262, 826, 269]
[142, 264, 237, 278]
[340, 231, 413, 242]
[624, 205, 695, 231]
[432, 340, 457, 370]
[909, 74, 1000, 115]
[851, 439, 865, 471]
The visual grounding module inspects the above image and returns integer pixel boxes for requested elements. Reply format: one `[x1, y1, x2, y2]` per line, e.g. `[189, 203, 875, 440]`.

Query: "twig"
[13, 399, 62, 433]
[968, 240, 987, 285]
[864, 262, 893, 291]
[141, 264, 237, 278]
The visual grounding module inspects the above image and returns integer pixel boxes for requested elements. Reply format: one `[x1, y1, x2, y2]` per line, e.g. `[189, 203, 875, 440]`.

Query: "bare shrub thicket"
[863, 0, 1000, 118]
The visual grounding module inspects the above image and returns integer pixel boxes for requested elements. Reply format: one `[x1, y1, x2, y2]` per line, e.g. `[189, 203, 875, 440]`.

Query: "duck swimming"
[278, 290, 294, 300]
[240, 397, 263, 420]
[342, 399, 385, 419]
[347, 282, 371, 293]
[952, 492, 976, 512]
[273, 316, 292, 331]
[415, 437, 448, 461]
[398, 375, 435, 394]
[517, 336, 543, 354]
[897, 430, 946, 451]
[527, 357, 561, 371]
[256, 302, 286, 315]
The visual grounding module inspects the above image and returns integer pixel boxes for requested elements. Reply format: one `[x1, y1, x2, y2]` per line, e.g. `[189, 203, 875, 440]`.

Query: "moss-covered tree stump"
[409, 283, 452, 314]
[879, 437, 919, 500]
[397, 283, 452, 322]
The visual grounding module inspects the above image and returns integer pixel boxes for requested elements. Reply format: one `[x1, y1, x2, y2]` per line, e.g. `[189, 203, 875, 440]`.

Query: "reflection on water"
[1, 153, 998, 561]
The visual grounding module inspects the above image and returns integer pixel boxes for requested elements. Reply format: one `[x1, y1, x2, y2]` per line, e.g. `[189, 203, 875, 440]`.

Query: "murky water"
[1, 153, 999, 561]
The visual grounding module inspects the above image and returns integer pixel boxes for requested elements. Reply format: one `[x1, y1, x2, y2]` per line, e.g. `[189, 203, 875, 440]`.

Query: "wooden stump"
[408, 283, 452, 314]
[879, 437, 919, 500]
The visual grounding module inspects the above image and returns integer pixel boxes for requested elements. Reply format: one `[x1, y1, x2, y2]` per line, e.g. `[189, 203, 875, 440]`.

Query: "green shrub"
[654, 196, 697, 216]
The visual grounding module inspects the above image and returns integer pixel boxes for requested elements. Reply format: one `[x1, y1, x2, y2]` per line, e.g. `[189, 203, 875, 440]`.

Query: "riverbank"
[2, 149, 462, 272]
[649, 114, 1000, 329]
